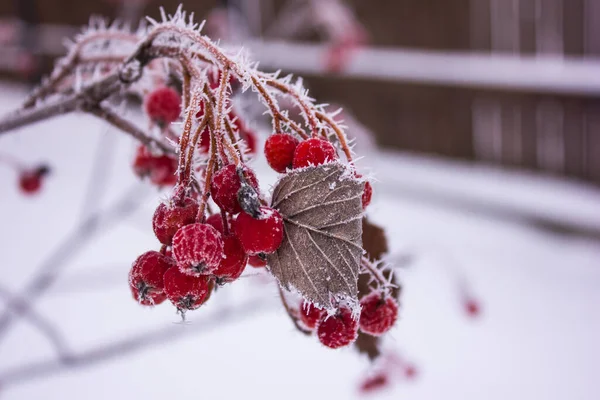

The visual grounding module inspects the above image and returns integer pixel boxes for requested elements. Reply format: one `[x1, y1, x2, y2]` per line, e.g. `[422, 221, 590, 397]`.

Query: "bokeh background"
[0, 1, 599, 399]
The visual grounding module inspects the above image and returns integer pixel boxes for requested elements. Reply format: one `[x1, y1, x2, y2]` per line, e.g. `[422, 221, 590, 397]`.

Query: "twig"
[0, 296, 273, 389]
[0, 285, 70, 360]
[88, 105, 175, 155]
[0, 184, 151, 350]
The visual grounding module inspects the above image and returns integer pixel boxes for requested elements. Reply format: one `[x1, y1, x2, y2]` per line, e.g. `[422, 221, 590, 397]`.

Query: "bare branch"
[0, 296, 273, 389]
[0, 285, 70, 360]
[0, 184, 151, 348]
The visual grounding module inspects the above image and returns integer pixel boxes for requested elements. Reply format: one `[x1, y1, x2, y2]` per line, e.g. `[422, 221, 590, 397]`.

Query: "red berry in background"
[355, 174, 373, 209]
[128, 251, 176, 306]
[299, 303, 326, 330]
[145, 86, 181, 125]
[358, 372, 389, 394]
[132, 145, 178, 187]
[213, 235, 248, 283]
[172, 223, 224, 275]
[359, 292, 398, 336]
[233, 206, 284, 255]
[152, 197, 199, 245]
[265, 133, 299, 173]
[205, 213, 225, 234]
[163, 267, 211, 311]
[18, 165, 50, 195]
[211, 164, 259, 214]
[292, 138, 338, 169]
[197, 127, 211, 153]
[317, 306, 359, 349]
[248, 254, 267, 268]
[404, 365, 417, 380]
[464, 298, 481, 318]
[240, 128, 257, 156]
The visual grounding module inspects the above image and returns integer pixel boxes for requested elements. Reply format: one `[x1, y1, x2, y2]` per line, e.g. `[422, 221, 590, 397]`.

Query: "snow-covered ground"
[0, 82, 599, 399]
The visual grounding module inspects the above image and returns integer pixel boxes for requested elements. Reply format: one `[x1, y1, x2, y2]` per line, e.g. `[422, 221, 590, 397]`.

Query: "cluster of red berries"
[129, 160, 284, 315]
[264, 134, 372, 208]
[298, 290, 398, 349]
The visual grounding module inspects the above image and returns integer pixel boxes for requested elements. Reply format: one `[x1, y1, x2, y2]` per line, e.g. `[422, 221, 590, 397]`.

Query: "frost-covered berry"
[299, 303, 326, 330]
[233, 206, 284, 255]
[172, 223, 224, 275]
[248, 254, 267, 268]
[163, 267, 211, 311]
[265, 133, 299, 173]
[359, 293, 398, 336]
[145, 86, 181, 125]
[211, 164, 259, 214]
[128, 250, 176, 306]
[292, 138, 338, 169]
[132, 145, 178, 187]
[152, 197, 199, 245]
[205, 213, 225, 234]
[18, 165, 50, 195]
[317, 306, 358, 349]
[212, 234, 247, 283]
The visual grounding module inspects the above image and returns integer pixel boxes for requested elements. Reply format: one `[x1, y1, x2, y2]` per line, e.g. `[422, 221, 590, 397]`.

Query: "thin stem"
[278, 287, 311, 335]
[0, 285, 70, 360]
[89, 106, 175, 155]
[315, 111, 353, 162]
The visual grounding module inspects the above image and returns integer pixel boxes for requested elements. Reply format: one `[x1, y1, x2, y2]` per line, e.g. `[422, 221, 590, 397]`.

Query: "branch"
[0, 184, 151, 350]
[88, 105, 175, 155]
[0, 296, 273, 389]
[0, 285, 70, 360]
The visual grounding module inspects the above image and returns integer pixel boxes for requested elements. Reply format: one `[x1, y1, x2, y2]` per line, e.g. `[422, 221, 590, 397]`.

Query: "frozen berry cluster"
[297, 290, 398, 349]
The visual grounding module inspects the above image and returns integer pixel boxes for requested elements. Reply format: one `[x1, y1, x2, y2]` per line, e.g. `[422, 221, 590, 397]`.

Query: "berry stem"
[361, 257, 395, 293]
[277, 287, 312, 335]
[316, 111, 354, 163]
[176, 90, 201, 188]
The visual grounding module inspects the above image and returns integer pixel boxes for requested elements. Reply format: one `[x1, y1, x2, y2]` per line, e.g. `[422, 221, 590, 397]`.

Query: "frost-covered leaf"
[267, 162, 363, 310]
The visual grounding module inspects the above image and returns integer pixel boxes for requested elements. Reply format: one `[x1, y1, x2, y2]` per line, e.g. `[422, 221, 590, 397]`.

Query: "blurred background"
[0, 1, 599, 399]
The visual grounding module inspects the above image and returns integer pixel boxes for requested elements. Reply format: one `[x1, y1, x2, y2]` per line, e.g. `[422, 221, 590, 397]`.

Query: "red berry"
[317, 306, 358, 349]
[197, 127, 211, 153]
[359, 293, 398, 336]
[359, 372, 389, 394]
[465, 298, 481, 318]
[145, 86, 181, 125]
[233, 206, 284, 255]
[128, 251, 176, 306]
[152, 197, 199, 245]
[18, 165, 49, 195]
[356, 174, 373, 209]
[265, 133, 299, 173]
[211, 164, 259, 214]
[132, 146, 178, 187]
[172, 223, 224, 275]
[404, 365, 417, 379]
[163, 267, 211, 311]
[292, 138, 337, 169]
[248, 254, 267, 268]
[205, 213, 225, 234]
[212, 234, 247, 283]
[241, 128, 257, 155]
[299, 303, 326, 330]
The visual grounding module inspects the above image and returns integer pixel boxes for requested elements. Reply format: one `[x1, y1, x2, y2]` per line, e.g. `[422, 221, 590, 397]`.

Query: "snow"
[0, 81, 599, 399]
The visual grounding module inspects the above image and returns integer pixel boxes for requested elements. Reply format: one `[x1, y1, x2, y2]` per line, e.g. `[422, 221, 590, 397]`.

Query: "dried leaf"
[267, 162, 364, 310]
[362, 218, 389, 262]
